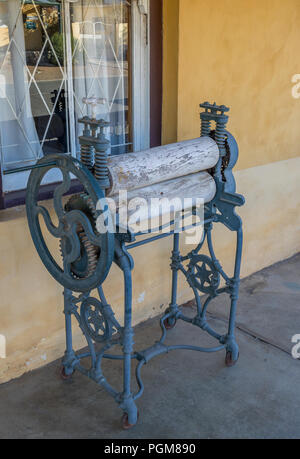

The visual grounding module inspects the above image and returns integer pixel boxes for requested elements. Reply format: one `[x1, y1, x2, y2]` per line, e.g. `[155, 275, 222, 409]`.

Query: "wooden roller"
[109, 171, 216, 226]
[107, 137, 219, 196]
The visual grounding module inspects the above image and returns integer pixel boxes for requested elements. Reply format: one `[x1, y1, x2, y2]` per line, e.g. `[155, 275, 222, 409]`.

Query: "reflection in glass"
[0, 0, 132, 179]
[71, 0, 132, 156]
[0, 0, 68, 172]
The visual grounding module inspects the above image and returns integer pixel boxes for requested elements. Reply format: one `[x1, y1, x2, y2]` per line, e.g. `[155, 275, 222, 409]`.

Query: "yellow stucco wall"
[162, 0, 179, 144]
[175, 0, 300, 170]
[0, 0, 300, 383]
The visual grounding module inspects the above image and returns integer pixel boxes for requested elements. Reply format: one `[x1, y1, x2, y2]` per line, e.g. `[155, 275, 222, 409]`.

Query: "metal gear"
[26, 153, 114, 292]
[60, 193, 100, 280]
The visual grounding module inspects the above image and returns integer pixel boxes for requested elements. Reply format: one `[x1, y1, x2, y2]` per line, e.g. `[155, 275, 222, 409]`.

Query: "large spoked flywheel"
[26, 154, 114, 292]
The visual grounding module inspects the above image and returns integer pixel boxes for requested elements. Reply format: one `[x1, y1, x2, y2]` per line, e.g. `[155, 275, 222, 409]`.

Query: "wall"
[0, 0, 300, 383]
[162, 0, 300, 267]
[162, 0, 179, 144]
[176, 0, 300, 170]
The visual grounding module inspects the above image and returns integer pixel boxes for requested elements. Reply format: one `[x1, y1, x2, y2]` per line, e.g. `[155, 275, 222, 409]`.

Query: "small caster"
[225, 351, 239, 368]
[163, 317, 177, 330]
[121, 411, 139, 430]
[60, 366, 74, 380]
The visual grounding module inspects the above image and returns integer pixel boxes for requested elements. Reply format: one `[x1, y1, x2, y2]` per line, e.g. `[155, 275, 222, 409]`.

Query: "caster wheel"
[122, 411, 139, 430]
[60, 366, 74, 380]
[225, 351, 239, 368]
[163, 317, 177, 330]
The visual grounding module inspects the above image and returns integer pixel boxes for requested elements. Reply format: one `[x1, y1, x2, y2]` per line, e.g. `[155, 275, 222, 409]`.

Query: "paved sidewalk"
[0, 255, 299, 439]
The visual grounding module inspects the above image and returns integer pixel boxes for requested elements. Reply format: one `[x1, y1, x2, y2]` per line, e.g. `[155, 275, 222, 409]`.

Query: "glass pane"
[70, 0, 132, 156]
[0, 0, 69, 174]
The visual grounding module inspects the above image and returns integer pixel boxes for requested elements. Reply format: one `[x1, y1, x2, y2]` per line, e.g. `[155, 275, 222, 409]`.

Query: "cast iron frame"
[26, 102, 245, 428]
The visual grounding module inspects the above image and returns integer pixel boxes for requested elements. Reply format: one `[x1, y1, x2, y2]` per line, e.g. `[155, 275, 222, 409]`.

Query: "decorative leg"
[164, 233, 181, 330]
[61, 289, 76, 378]
[225, 228, 243, 367]
[116, 243, 138, 428]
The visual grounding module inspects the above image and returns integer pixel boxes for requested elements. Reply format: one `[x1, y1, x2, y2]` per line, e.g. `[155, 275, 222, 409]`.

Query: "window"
[0, 0, 150, 197]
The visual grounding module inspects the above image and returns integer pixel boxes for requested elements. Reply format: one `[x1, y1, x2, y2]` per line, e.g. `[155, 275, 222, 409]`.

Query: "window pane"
[0, 0, 134, 192]
[0, 0, 69, 176]
[70, 0, 132, 156]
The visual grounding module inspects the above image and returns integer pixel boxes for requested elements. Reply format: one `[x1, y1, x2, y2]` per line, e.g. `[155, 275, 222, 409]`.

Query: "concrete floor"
[0, 254, 300, 439]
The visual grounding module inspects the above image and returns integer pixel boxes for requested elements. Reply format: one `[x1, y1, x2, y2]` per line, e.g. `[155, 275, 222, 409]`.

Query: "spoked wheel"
[26, 154, 114, 293]
[163, 317, 177, 330]
[121, 411, 139, 430]
[60, 366, 74, 381]
[225, 351, 239, 367]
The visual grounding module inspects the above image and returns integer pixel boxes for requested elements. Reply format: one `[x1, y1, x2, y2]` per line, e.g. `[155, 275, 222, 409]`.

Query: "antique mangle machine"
[25, 100, 244, 429]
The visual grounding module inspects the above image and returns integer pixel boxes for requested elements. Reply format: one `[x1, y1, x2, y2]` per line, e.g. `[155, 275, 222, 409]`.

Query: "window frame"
[0, 0, 162, 210]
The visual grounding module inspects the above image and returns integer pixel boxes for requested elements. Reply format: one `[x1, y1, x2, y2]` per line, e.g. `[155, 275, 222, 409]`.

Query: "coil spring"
[94, 149, 109, 185]
[80, 143, 94, 170]
[201, 119, 211, 137]
[215, 122, 227, 153]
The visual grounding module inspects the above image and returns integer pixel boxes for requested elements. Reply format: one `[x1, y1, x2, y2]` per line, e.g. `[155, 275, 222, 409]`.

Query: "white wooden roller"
[107, 136, 219, 196]
[109, 171, 216, 226]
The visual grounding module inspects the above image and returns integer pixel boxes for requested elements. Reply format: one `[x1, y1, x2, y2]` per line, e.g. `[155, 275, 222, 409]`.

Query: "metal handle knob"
[82, 96, 106, 120]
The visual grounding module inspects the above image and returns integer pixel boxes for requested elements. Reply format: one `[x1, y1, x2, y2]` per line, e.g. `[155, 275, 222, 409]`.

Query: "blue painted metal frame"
[26, 102, 245, 427]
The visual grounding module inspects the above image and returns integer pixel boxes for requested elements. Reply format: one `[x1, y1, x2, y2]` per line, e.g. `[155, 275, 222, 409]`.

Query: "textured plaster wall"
[162, 0, 179, 145]
[176, 0, 300, 170]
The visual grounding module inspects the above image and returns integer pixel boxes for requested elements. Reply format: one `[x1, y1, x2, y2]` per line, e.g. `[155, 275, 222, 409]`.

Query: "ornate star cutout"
[195, 263, 213, 286]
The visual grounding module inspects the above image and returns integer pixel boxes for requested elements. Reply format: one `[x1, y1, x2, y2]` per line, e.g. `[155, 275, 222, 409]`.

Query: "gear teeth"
[80, 192, 99, 233]
[60, 195, 99, 279]
[79, 230, 98, 276]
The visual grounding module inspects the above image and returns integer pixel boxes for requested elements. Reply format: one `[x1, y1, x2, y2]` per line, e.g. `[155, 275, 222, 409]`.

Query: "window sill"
[0, 180, 83, 210]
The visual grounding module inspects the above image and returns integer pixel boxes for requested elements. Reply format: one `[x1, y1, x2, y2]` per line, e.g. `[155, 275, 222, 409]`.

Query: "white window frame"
[2, 0, 150, 194]
[131, 0, 150, 152]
